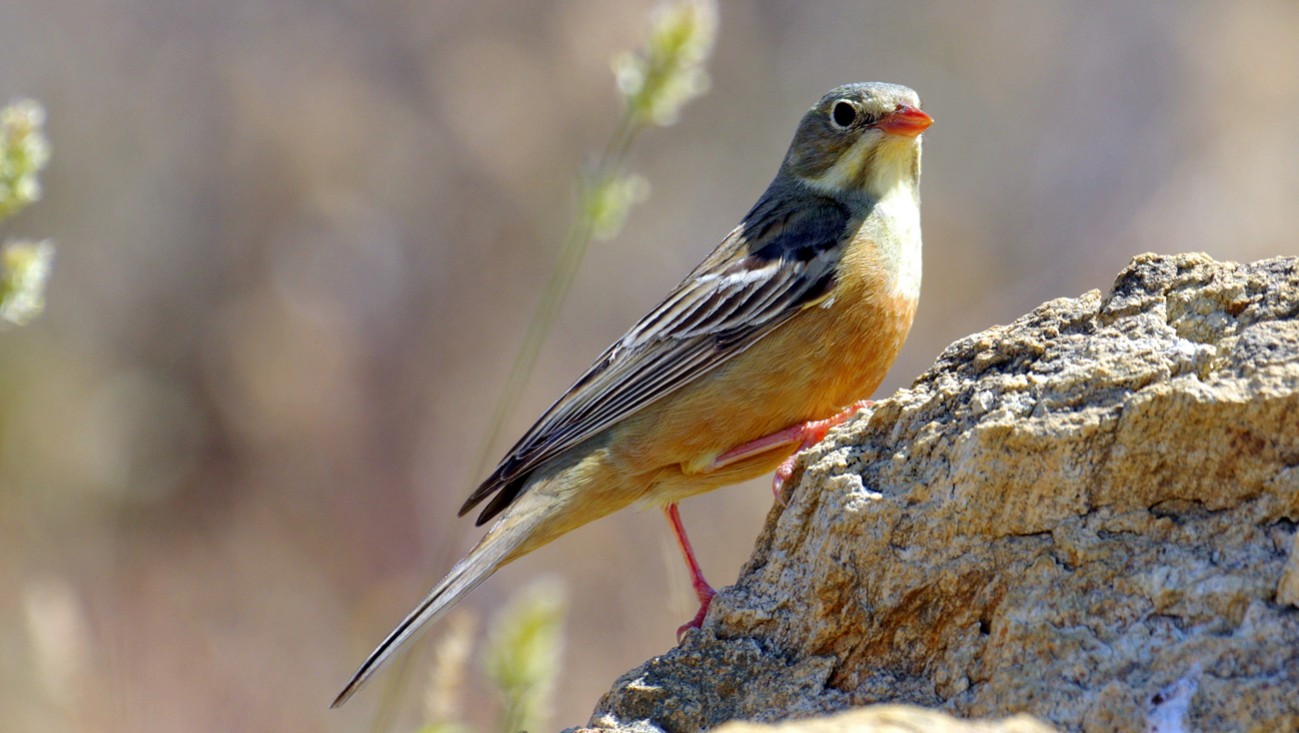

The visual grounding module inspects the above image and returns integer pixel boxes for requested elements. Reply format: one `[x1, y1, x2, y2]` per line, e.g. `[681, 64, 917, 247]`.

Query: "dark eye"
[830, 100, 858, 128]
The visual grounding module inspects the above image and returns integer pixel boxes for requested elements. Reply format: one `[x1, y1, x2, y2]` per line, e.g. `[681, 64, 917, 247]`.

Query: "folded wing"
[460, 195, 852, 524]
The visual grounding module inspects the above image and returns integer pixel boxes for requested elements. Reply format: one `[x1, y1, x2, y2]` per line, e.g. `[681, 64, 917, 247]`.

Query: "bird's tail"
[331, 519, 530, 708]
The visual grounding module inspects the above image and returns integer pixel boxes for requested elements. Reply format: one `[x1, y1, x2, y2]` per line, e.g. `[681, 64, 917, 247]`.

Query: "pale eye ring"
[830, 100, 859, 129]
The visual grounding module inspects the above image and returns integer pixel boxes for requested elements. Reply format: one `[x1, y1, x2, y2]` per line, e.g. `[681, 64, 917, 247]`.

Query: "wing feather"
[460, 194, 852, 523]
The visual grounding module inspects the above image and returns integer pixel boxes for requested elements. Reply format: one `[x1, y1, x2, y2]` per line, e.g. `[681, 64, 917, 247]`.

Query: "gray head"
[780, 82, 930, 200]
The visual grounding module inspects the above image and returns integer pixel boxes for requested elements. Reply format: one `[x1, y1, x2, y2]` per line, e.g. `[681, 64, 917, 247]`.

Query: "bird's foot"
[711, 401, 875, 503]
[676, 583, 716, 641]
[770, 399, 875, 503]
[664, 503, 717, 641]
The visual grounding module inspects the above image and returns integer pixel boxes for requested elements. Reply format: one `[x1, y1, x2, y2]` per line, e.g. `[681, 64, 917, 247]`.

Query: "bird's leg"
[663, 502, 715, 640]
[663, 401, 873, 638]
[712, 399, 875, 503]
[770, 399, 874, 500]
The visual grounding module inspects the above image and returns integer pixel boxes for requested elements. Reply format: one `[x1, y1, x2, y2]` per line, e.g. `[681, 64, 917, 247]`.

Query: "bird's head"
[781, 82, 931, 202]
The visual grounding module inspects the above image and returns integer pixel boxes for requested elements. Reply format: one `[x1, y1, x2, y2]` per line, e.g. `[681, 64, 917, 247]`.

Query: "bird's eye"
[830, 100, 858, 129]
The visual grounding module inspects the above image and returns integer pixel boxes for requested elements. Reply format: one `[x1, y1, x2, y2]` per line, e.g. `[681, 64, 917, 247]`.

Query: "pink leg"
[663, 503, 716, 640]
[711, 423, 808, 469]
[711, 400, 875, 504]
[769, 399, 874, 501]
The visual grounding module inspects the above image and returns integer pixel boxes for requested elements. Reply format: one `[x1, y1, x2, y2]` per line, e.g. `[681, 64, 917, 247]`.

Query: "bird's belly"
[613, 286, 918, 501]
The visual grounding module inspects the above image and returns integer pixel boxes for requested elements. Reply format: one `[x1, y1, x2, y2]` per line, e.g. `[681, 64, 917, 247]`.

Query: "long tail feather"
[331, 527, 524, 708]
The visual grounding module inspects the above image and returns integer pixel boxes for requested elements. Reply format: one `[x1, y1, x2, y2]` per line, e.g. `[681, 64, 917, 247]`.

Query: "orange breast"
[611, 236, 919, 499]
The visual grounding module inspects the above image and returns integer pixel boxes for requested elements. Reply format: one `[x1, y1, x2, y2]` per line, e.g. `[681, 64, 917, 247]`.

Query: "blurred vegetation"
[412, 4, 718, 730]
[0, 98, 51, 326]
[414, 581, 565, 733]
[369, 2, 717, 730]
[481, 580, 566, 733]
[474, 0, 718, 480]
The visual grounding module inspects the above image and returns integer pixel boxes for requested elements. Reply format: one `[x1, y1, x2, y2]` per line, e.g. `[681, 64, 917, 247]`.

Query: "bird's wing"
[461, 194, 853, 524]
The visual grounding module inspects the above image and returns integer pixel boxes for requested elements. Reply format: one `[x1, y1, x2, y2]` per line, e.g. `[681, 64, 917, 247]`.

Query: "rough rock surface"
[578, 254, 1299, 733]
[712, 706, 1058, 733]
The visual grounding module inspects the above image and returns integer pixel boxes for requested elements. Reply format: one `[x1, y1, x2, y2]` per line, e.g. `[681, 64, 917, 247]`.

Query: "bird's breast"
[614, 245, 918, 478]
[849, 183, 922, 303]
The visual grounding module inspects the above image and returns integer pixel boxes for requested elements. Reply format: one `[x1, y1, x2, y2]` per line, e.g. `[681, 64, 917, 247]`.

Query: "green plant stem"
[470, 115, 646, 486]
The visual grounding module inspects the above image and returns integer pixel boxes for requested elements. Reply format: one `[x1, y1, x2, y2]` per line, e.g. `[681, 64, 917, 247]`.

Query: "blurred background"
[1, 0, 1297, 730]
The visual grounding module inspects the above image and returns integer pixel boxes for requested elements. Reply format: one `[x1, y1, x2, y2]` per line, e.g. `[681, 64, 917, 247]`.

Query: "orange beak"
[875, 104, 933, 138]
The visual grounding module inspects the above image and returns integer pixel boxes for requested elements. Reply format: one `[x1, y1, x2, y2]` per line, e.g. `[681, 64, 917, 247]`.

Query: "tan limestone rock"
[580, 254, 1299, 733]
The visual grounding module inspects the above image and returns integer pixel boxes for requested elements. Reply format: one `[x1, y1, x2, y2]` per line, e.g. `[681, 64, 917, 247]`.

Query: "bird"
[333, 81, 931, 707]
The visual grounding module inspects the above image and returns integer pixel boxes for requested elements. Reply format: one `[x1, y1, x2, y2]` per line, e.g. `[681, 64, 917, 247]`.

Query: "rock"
[579, 254, 1299, 733]
[712, 705, 1059, 733]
